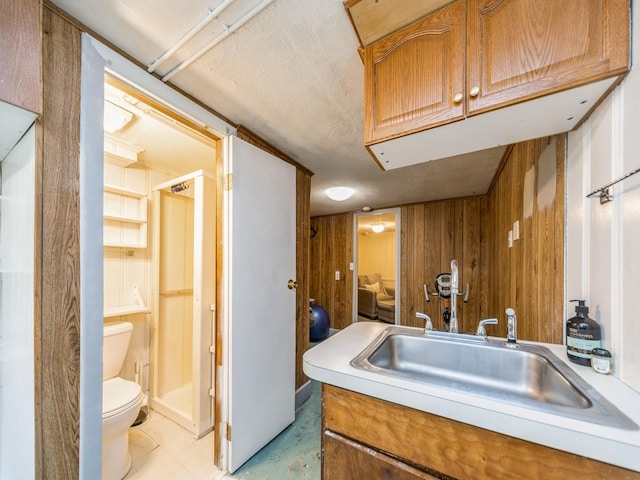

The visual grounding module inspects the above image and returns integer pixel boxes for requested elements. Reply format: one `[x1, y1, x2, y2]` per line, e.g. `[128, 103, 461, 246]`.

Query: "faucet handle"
[416, 312, 433, 332]
[476, 318, 498, 337]
[505, 308, 517, 343]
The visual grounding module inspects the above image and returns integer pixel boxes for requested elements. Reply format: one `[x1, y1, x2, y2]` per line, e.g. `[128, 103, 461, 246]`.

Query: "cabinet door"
[467, 0, 630, 115]
[0, 0, 41, 113]
[364, 0, 464, 145]
[323, 430, 439, 480]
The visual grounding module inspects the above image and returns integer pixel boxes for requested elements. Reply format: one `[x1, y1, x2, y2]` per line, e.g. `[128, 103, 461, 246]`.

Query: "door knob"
[287, 279, 298, 290]
[469, 86, 480, 97]
[453, 92, 463, 103]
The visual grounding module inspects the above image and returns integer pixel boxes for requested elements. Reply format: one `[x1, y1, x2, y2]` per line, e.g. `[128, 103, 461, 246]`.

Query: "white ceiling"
[51, 0, 504, 216]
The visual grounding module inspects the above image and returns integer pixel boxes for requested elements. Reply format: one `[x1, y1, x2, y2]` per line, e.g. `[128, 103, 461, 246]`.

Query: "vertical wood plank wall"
[295, 169, 311, 388]
[401, 197, 485, 331]
[0, 0, 41, 114]
[38, 8, 82, 479]
[309, 213, 354, 330]
[485, 135, 565, 343]
[310, 136, 564, 343]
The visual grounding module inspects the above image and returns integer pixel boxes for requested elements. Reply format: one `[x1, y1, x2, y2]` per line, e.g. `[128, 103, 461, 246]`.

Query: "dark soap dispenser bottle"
[566, 299, 603, 366]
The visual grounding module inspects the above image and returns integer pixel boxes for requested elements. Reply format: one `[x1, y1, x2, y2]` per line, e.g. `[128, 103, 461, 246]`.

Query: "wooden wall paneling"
[478, 196, 490, 324]
[39, 8, 82, 479]
[309, 213, 354, 331]
[0, 0, 41, 113]
[417, 203, 435, 328]
[551, 135, 565, 344]
[400, 204, 422, 327]
[295, 170, 311, 388]
[485, 135, 565, 343]
[463, 197, 482, 332]
[526, 139, 542, 341]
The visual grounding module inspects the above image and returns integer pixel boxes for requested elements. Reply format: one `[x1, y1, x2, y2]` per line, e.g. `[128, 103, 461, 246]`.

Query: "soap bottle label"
[567, 331, 601, 360]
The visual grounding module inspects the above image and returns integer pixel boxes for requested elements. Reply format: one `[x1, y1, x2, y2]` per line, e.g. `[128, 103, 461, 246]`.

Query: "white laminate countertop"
[303, 321, 640, 473]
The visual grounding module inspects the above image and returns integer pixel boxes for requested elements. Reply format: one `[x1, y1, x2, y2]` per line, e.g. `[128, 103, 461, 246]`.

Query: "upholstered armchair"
[357, 273, 395, 322]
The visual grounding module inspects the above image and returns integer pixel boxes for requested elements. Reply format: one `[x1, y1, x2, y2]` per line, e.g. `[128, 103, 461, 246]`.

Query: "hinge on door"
[210, 303, 216, 311]
[208, 388, 214, 397]
[226, 424, 232, 441]
[209, 345, 215, 354]
[224, 173, 233, 191]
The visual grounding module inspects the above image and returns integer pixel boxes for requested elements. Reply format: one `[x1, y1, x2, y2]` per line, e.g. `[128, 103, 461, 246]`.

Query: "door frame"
[80, 34, 234, 475]
[352, 208, 401, 324]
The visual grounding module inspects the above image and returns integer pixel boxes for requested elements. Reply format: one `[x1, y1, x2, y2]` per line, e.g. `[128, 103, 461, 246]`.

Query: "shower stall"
[150, 170, 215, 438]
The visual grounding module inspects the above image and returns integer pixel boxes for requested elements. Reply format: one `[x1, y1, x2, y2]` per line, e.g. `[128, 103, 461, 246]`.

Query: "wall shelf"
[104, 184, 147, 248]
[104, 286, 150, 318]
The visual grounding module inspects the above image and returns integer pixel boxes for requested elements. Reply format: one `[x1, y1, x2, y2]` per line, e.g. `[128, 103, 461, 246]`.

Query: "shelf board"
[104, 184, 146, 198]
[103, 242, 146, 249]
[104, 214, 146, 224]
[104, 305, 150, 318]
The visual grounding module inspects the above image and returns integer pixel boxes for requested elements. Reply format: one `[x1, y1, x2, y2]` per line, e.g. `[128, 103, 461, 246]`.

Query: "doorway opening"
[353, 208, 401, 324]
[102, 75, 217, 438]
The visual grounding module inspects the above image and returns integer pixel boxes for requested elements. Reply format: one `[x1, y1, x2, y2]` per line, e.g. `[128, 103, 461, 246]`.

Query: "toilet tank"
[103, 321, 133, 381]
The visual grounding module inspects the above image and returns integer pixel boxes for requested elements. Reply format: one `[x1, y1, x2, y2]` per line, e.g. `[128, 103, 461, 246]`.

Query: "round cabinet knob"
[469, 86, 480, 97]
[453, 92, 463, 103]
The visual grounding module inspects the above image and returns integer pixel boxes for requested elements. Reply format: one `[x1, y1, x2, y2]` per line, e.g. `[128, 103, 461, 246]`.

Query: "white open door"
[224, 135, 296, 472]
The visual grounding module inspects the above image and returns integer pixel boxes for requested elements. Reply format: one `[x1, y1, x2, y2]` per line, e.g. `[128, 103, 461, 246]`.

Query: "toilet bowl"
[103, 322, 143, 480]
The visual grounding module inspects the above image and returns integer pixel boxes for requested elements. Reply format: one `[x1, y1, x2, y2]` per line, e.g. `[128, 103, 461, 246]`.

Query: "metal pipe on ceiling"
[147, 0, 236, 74]
[161, 0, 275, 83]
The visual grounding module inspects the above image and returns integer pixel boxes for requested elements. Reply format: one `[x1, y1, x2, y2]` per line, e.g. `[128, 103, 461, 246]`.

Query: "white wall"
[0, 125, 35, 479]
[358, 231, 396, 285]
[566, 4, 640, 392]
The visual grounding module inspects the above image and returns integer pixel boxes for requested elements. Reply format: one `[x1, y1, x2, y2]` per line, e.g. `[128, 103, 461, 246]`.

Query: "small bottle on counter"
[566, 299, 603, 366]
[591, 348, 613, 375]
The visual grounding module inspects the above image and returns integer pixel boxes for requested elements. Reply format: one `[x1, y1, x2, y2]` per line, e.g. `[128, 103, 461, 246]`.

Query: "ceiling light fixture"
[325, 187, 354, 201]
[371, 223, 385, 233]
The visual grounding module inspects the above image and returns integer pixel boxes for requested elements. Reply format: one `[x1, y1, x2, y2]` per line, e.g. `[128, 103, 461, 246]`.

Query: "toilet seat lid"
[103, 377, 142, 417]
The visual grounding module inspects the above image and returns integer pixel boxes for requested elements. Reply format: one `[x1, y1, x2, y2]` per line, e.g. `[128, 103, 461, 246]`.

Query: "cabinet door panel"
[364, 0, 464, 144]
[467, 0, 630, 114]
[323, 430, 438, 480]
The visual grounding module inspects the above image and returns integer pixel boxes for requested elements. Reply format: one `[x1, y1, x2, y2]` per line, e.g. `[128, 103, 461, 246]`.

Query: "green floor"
[227, 381, 321, 479]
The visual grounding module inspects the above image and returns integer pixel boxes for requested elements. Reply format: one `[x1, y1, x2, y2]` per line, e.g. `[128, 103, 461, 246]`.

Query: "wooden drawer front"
[467, 0, 630, 115]
[323, 430, 439, 480]
[364, 0, 464, 144]
[322, 384, 640, 480]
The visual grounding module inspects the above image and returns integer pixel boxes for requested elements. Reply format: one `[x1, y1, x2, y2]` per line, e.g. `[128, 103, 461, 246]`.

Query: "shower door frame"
[150, 169, 216, 438]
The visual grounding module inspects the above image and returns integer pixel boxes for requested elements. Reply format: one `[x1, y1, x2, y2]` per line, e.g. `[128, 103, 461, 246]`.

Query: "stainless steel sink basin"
[351, 327, 638, 430]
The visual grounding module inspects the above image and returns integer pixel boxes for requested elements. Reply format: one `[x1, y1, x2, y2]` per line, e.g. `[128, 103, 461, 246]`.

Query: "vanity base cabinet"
[321, 384, 640, 480]
[323, 430, 438, 480]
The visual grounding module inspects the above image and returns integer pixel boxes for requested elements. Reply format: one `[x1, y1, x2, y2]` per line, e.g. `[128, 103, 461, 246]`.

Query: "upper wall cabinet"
[364, 1, 465, 144]
[467, 0, 630, 115]
[362, 0, 631, 170]
[0, 0, 41, 114]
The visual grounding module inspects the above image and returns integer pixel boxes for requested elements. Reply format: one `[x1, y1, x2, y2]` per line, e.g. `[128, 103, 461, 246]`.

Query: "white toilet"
[103, 321, 144, 480]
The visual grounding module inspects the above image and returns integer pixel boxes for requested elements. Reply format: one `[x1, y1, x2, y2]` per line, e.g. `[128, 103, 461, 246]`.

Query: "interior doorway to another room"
[353, 209, 401, 325]
[102, 75, 217, 439]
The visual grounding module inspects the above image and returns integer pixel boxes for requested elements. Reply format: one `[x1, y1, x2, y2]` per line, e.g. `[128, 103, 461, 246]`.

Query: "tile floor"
[127, 411, 224, 480]
[127, 381, 321, 480]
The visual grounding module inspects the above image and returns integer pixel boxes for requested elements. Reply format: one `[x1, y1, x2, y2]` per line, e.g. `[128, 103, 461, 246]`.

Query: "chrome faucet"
[506, 308, 517, 345]
[416, 312, 433, 334]
[449, 259, 459, 333]
[476, 318, 498, 339]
